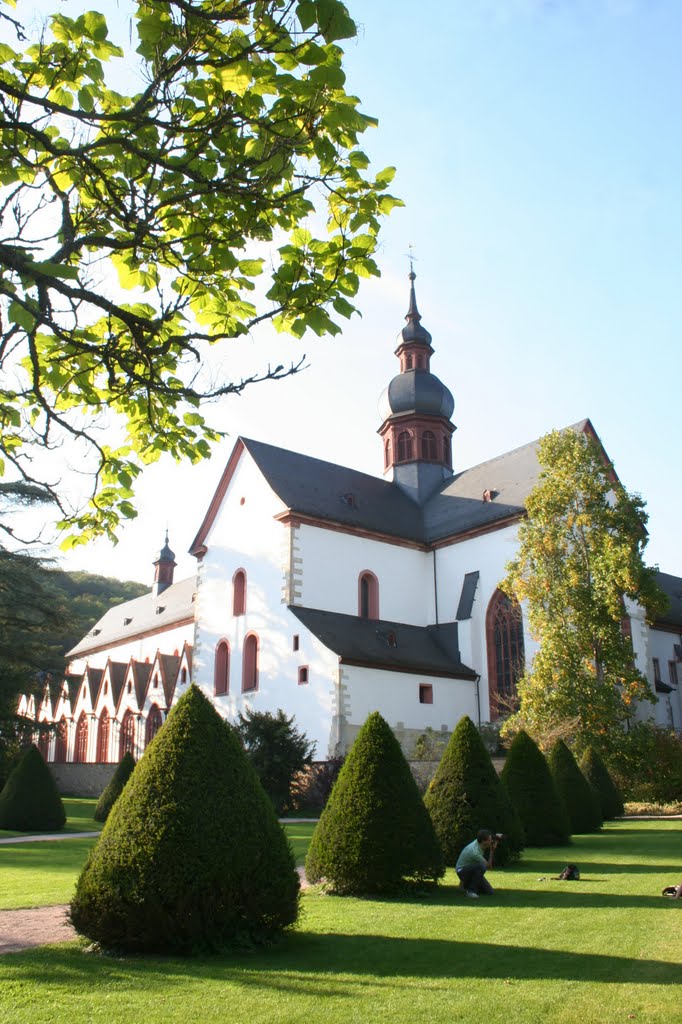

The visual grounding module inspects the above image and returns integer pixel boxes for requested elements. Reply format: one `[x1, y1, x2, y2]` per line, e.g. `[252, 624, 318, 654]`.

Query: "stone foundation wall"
[50, 763, 117, 797]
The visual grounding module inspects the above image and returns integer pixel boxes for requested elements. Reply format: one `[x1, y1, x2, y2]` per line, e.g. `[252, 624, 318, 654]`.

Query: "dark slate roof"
[288, 606, 476, 679]
[107, 662, 128, 710]
[131, 661, 153, 709]
[456, 571, 480, 621]
[654, 572, 682, 630]
[241, 426, 591, 547]
[158, 653, 182, 706]
[67, 576, 196, 659]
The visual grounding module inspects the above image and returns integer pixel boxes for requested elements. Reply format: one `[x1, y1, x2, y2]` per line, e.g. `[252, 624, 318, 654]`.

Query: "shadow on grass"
[1, 931, 678, 993]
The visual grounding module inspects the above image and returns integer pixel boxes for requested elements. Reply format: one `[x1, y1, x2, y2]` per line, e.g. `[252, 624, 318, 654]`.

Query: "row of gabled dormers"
[27, 643, 193, 764]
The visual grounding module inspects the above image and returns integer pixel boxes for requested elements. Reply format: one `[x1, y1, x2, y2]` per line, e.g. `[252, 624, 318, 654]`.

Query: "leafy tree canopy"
[0, 0, 401, 543]
[501, 428, 666, 754]
[236, 706, 315, 814]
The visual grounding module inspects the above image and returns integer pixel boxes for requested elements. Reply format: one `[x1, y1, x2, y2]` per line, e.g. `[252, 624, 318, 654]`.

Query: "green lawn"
[1, 821, 680, 1024]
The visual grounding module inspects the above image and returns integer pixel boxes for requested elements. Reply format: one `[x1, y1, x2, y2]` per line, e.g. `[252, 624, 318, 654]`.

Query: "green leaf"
[8, 301, 35, 331]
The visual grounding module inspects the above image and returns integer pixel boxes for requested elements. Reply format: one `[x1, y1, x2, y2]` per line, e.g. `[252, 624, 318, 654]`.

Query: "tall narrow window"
[214, 640, 230, 695]
[669, 661, 679, 687]
[242, 633, 259, 692]
[358, 571, 379, 619]
[145, 704, 163, 746]
[298, 666, 309, 685]
[233, 569, 246, 616]
[96, 709, 110, 762]
[119, 710, 136, 759]
[653, 657, 661, 681]
[443, 435, 451, 465]
[397, 430, 413, 463]
[74, 712, 89, 763]
[54, 718, 68, 763]
[406, 354, 413, 370]
[38, 728, 50, 760]
[419, 684, 433, 704]
[486, 589, 525, 719]
[421, 430, 437, 460]
[384, 438, 391, 469]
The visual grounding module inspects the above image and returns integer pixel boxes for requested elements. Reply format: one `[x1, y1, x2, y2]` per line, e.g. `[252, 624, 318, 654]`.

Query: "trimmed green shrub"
[549, 739, 602, 834]
[305, 711, 444, 893]
[70, 685, 299, 952]
[500, 730, 571, 846]
[424, 715, 524, 867]
[236, 708, 315, 814]
[0, 744, 65, 832]
[94, 751, 136, 822]
[580, 746, 624, 819]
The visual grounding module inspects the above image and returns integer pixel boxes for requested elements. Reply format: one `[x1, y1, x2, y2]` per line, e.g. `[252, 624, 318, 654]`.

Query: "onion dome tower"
[378, 270, 456, 503]
[152, 530, 176, 596]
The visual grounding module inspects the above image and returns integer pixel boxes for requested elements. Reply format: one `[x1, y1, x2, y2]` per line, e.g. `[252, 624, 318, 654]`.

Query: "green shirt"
[456, 839, 487, 872]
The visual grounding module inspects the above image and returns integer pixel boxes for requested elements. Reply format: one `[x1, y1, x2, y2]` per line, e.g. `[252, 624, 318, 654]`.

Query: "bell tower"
[152, 531, 176, 596]
[378, 270, 456, 503]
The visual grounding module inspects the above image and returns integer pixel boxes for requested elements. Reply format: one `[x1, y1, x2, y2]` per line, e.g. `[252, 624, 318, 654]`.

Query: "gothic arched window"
[486, 589, 525, 719]
[54, 718, 68, 763]
[422, 430, 437, 460]
[384, 438, 392, 469]
[74, 712, 89, 763]
[242, 633, 259, 692]
[233, 569, 246, 616]
[145, 704, 163, 747]
[397, 431, 413, 462]
[358, 571, 379, 619]
[214, 640, 230, 695]
[119, 710, 136, 759]
[38, 728, 50, 760]
[97, 709, 110, 762]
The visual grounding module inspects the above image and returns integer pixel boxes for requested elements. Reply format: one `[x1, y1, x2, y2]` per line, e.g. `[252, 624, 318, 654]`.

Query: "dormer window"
[91, 628, 101, 636]
[124, 617, 132, 626]
[156, 605, 165, 615]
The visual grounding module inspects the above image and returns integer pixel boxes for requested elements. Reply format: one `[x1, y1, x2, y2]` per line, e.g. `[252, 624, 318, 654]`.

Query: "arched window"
[233, 569, 246, 616]
[406, 354, 413, 370]
[384, 438, 391, 469]
[119, 710, 136, 759]
[145, 704, 163, 747]
[397, 431, 413, 463]
[486, 589, 525, 719]
[358, 571, 379, 619]
[421, 430, 437, 460]
[443, 435, 451, 465]
[214, 640, 230, 695]
[242, 633, 259, 692]
[96, 709, 110, 762]
[74, 712, 89, 763]
[54, 718, 68, 763]
[38, 728, 50, 760]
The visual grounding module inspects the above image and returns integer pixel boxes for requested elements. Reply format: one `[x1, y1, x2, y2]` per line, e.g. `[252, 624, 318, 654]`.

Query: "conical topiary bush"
[580, 746, 624, 820]
[500, 730, 571, 846]
[305, 711, 444, 893]
[94, 751, 136, 822]
[70, 685, 299, 952]
[0, 744, 66, 832]
[424, 715, 524, 867]
[548, 739, 602, 834]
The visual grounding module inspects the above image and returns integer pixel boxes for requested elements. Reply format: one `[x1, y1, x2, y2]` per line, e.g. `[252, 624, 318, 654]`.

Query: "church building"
[26, 274, 682, 767]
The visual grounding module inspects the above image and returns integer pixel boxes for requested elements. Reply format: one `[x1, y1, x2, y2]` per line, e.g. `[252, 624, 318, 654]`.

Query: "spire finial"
[405, 244, 420, 321]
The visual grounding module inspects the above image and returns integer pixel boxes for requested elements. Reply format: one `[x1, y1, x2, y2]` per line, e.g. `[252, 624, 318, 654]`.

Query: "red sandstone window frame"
[396, 430, 413, 463]
[119, 709, 136, 760]
[74, 712, 89, 763]
[96, 710, 110, 763]
[242, 632, 259, 692]
[214, 639, 230, 695]
[486, 588, 525, 720]
[421, 430, 437, 460]
[358, 571, 379, 619]
[54, 717, 68, 763]
[232, 568, 247, 616]
[419, 683, 433, 704]
[298, 665, 309, 685]
[145, 704, 163, 746]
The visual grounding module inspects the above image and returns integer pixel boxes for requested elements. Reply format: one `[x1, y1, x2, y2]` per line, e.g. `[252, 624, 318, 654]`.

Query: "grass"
[0, 822, 317, 911]
[0, 821, 679, 1023]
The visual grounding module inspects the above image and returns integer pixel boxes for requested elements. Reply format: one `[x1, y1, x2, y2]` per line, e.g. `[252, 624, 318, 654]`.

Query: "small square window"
[298, 666, 309, 685]
[419, 684, 433, 704]
[293, 634, 300, 651]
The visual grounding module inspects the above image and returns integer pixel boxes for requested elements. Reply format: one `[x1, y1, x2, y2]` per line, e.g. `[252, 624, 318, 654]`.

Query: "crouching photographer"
[455, 828, 502, 898]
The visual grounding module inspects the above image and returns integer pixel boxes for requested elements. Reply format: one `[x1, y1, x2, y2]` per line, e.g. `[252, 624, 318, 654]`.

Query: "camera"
[492, 833, 504, 842]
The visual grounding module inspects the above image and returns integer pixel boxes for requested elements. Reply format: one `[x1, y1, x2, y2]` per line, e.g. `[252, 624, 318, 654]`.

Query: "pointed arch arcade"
[119, 710, 136, 760]
[74, 712, 89, 763]
[486, 589, 525, 719]
[96, 709, 110, 762]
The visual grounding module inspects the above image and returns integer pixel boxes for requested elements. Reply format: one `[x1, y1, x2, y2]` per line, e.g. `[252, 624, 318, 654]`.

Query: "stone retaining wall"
[49, 763, 117, 797]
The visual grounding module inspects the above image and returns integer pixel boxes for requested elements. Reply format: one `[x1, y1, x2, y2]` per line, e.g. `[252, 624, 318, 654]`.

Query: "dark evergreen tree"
[424, 715, 524, 867]
[0, 744, 66, 832]
[236, 708, 315, 814]
[580, 746, 624, 819]
[549, 739, 602, 834]
[94, 752, 136, 823]
[500, 730, 571, 845]
[70, 686, 299, 952]
[305, 711, 444, 893]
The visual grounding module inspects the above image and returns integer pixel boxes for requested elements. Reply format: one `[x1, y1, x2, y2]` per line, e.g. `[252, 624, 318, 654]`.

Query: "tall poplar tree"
[502, 428, 665, 754]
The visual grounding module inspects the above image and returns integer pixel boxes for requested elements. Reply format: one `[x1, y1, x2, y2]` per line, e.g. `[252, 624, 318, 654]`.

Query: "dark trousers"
[457, 865, 494, 894]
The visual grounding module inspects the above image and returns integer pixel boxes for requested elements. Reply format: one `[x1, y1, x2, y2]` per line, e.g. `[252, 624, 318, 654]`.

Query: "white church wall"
[192, 452, 338, 755]
[295, 524, 435, 624]
[339, 664, 479, 754]
[68, 620, 194, 675]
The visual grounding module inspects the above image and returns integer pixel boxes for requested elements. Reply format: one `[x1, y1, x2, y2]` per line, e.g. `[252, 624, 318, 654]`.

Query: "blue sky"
[10, 0, 682, 582]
